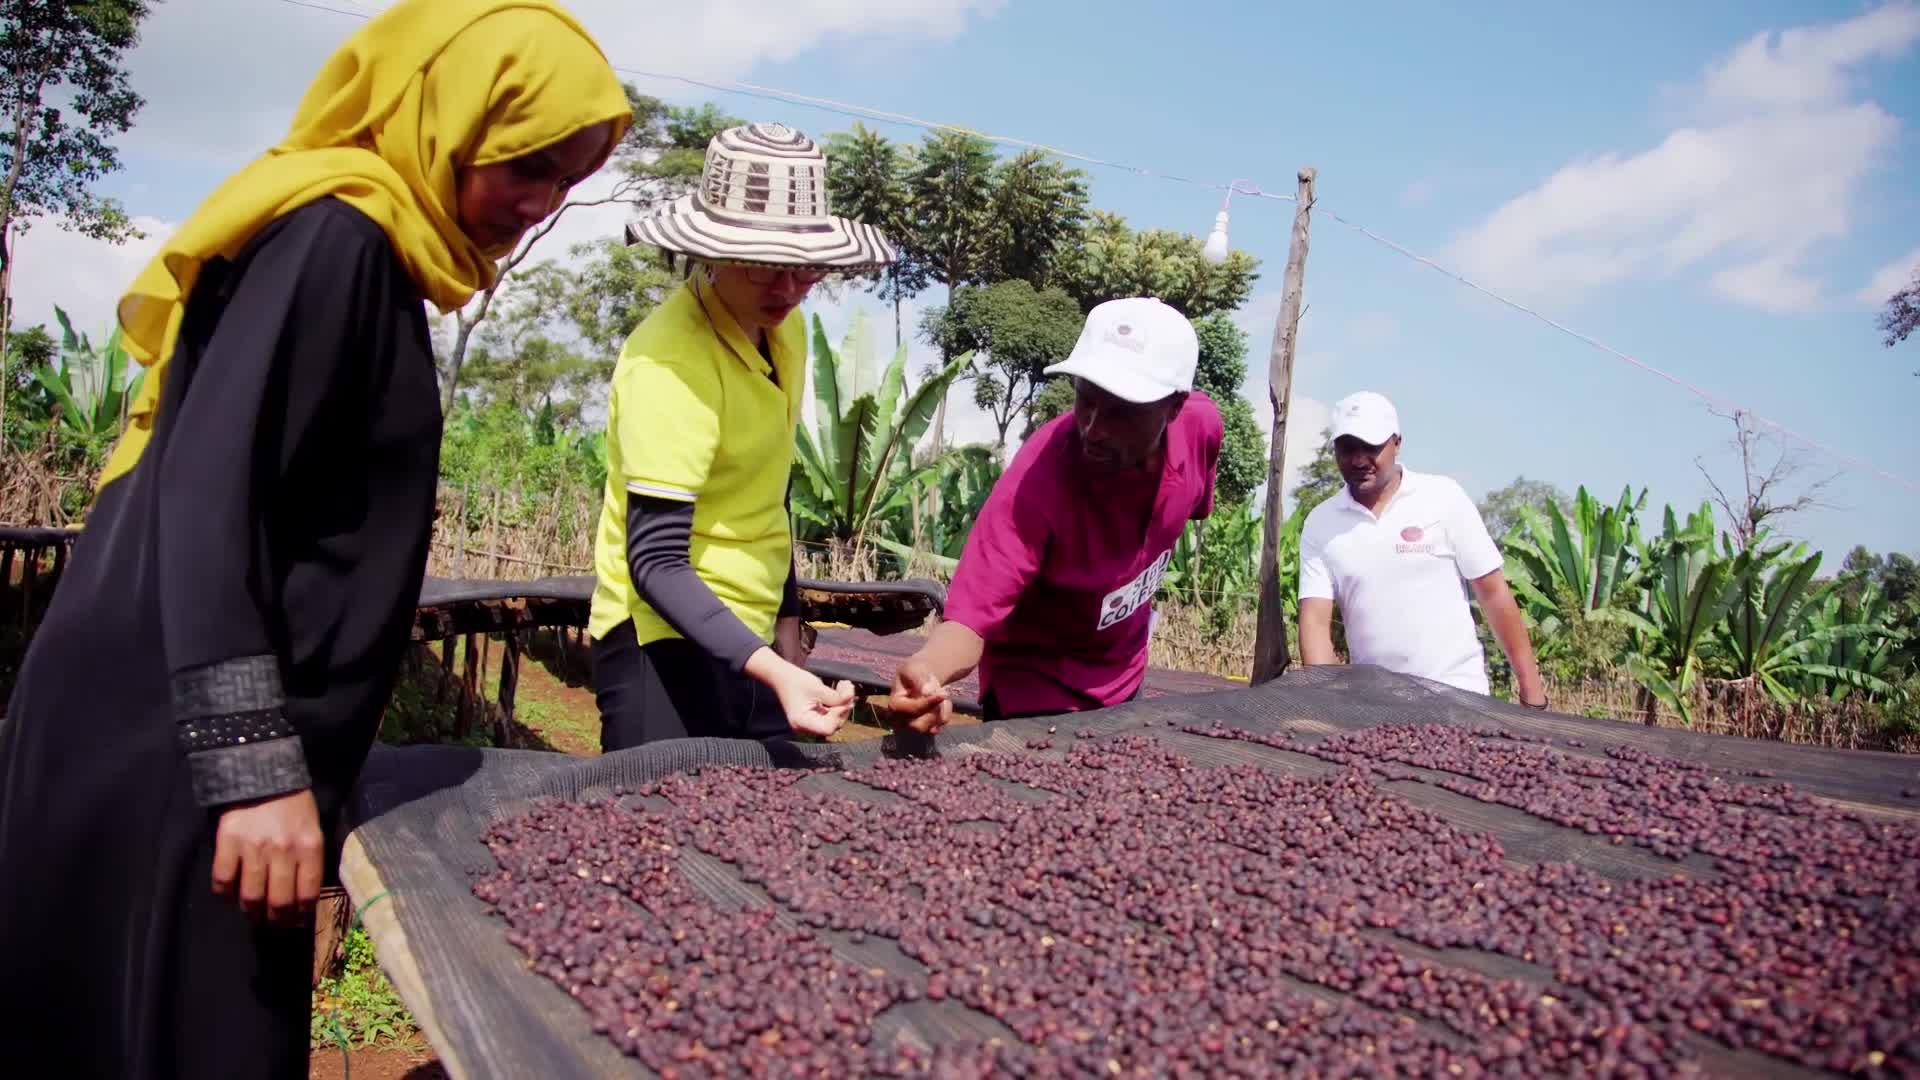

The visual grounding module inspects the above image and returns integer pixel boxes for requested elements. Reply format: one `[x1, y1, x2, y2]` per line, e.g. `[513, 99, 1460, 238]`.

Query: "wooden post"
[312, 886, 350, 988]
[453, 486, 468, 580]
[1250, 167, 1317, 686]
[489, 488, 502, 579]
[498, 630, 521, 747]
[436, 635, 456, 704]
[458, 633, 479, 739]
[19, 546, 39, 629]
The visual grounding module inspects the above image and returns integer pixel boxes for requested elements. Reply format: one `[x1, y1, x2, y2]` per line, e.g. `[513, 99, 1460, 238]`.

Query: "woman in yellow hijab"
[0, 1, 629, 1074]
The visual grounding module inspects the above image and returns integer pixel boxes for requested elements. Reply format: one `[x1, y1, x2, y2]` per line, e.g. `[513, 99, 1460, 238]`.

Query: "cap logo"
[1101, 325, 1147, 353]
[1401, 526, 1424, 543]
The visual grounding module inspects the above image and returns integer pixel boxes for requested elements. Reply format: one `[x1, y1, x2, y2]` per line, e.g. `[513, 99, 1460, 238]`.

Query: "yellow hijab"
[98, 0, 632, 488]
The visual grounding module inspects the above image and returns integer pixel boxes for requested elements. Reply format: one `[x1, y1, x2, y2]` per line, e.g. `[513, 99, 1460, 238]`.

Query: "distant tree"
[1479, 476, 1573, 541]
[824, 124, 927, 349]
[1192, 314, 1248, 400]
[1055, 211, 1260, 319]
[900, 131, 1002, 308]
[903, 131, 998, 455]
[1836, 545, 1889, 607]
[449, 236, 677, 428]
[1876, 264, 1918, 363]
[1882, 552, 1920, 606]
[559, 238, 677, 361]
[983, 149, 1089, 288]
[1696, 408, 1835, 550]
[1, 321, 54, 450]
[920, 280, 1081, 450]
[1, 0, 152, 444]
[3, 321, 51, 397]
[1289, 430, 1344, 516]
[1842, 545, 1883, 575]
[1191, 314, 1265, 508]
[1212, 399, 1265, 509]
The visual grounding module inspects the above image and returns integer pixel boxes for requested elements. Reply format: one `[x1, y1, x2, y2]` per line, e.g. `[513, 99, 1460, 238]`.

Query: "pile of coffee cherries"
[472, 724, 1918, 1078]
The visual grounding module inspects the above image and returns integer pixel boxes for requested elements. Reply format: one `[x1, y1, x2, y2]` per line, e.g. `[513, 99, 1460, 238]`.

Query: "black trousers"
[590, 620, 789, 752]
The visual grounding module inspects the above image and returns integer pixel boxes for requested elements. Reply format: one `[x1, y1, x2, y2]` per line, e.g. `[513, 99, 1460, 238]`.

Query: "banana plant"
[34, 306, 147, 445]
[1502, 484, 1647, 646]
[1715, 543, 1901, 703]
[926, 444, 1001, 556]
[1622, 502, 1741, 726]
[1799, 580, 1907, 702]
[568, 428, 608, 499]
[791, 310, 972, 545]
[1161, 500, 1282, 614]
[869, 444, 1003, 575]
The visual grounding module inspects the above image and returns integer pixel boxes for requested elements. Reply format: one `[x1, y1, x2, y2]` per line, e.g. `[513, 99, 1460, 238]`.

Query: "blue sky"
[15, 0, 1918, 560]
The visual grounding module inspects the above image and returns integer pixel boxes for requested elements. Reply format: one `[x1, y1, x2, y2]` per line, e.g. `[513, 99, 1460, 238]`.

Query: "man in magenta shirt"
[887, 296, 1223, 731]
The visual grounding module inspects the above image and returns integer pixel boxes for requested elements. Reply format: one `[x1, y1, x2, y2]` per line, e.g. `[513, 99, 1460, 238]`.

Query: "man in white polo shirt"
[1297, 391, 1548, 707]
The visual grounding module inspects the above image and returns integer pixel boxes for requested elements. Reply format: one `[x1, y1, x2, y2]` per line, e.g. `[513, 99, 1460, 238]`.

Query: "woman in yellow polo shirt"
[588, 123, 899, 750]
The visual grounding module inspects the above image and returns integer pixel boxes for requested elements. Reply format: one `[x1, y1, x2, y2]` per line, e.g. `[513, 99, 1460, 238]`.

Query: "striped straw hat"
[624, 123, 898, 272]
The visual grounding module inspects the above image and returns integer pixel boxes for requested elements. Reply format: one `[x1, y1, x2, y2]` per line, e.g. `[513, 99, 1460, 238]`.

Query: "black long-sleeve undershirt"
[625, 494, 801, 671]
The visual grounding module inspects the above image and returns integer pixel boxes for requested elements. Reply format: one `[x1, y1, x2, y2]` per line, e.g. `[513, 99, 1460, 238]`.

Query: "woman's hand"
[773, 666, 855, 737]
[746, 647, 854, 738]
[887, 658, 952, 735]
[212, 787, 324, 926]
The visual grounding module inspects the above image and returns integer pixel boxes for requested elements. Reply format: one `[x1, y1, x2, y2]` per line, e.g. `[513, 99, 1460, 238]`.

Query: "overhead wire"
[272, 0, 1911, 495]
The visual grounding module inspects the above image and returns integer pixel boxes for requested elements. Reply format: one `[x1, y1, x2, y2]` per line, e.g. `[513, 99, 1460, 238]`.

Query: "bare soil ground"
[309, 1040, 446, 1080]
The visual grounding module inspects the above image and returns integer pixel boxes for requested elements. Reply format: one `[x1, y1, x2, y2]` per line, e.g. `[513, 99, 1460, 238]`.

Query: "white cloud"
[119, 0, 1007, 169]
[1449, 3, 1919, 313]
[1709, 256, 1825, 314]
[1701, 2, 1920, 110]
[8, 215, 174, 338]
[1857, 246, 1920, 306]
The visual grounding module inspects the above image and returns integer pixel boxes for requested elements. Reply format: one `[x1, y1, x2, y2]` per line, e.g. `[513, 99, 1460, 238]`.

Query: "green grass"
[311, 926, 417, 1050]
[514, 696, 601, 754]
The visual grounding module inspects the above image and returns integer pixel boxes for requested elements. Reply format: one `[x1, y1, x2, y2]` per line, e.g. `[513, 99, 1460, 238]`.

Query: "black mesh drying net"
[343, 665, 1920, 1079]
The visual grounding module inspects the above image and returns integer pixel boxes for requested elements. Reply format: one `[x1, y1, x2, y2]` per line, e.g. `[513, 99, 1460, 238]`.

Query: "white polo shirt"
[1298, 467, 1504, 695]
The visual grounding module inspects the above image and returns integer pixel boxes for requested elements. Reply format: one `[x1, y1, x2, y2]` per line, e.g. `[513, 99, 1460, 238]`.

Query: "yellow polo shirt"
[588, 276, 806, 647]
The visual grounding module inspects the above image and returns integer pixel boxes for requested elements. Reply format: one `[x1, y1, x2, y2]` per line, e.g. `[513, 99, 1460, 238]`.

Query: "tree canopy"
[920, 280, 1082, 449]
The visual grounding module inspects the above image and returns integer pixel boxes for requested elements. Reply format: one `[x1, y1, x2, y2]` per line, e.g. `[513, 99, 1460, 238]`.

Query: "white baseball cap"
[1328, 390, 1401, 445]
[1044, 297, 1198, 404]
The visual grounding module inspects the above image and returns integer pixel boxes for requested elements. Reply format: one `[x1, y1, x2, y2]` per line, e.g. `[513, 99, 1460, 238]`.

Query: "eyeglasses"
[740, 265, 830, 286]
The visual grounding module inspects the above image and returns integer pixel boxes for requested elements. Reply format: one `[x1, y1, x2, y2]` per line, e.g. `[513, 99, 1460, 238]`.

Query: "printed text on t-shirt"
[1098, 549, 1173, 631]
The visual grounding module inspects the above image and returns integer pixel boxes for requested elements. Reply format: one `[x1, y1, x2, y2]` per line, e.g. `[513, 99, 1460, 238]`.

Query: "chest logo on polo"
[1396, 524, 1437, 556]
[1098, 548, 1173, 631]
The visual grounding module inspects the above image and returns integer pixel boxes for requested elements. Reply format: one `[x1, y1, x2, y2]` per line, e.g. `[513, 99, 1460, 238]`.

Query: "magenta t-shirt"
[944, 393, 1223, 716]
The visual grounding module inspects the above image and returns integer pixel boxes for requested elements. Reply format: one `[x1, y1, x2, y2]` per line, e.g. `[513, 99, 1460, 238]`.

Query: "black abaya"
[0, 197, 442, 1078]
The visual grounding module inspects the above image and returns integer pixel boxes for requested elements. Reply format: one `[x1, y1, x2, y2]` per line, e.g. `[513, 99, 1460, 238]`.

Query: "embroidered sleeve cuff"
[171, 656, 310, 806]
[186, 737, 312, 807]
